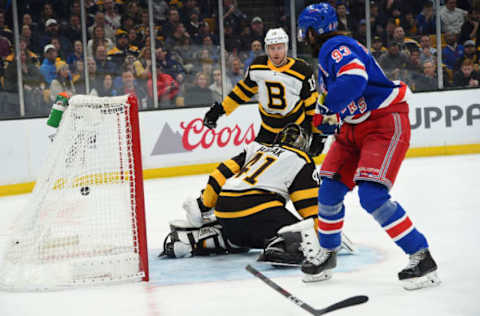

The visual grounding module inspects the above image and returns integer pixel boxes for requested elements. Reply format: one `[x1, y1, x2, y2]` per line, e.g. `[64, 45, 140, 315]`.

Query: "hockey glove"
[203, 102, 225, 129]
[47, 92, 70, 128]
[309, 133, 327, 157]
[312, 103, 340, 135]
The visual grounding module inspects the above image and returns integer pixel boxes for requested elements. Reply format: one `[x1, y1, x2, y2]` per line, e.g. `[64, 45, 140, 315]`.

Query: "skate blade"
[256, 260, 301, 268]
[302, 269, 333, 283]
[401, 271, 441, 290]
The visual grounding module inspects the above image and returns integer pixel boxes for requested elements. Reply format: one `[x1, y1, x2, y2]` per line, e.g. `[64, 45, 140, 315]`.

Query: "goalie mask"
[274, 123, 309, 152]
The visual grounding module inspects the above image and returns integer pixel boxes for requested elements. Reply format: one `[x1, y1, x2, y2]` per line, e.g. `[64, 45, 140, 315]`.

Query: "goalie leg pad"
[159, 219, 248, 258]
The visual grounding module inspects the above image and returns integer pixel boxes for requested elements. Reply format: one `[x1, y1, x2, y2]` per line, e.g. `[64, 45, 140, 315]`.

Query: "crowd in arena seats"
[1, 0, 480, 118]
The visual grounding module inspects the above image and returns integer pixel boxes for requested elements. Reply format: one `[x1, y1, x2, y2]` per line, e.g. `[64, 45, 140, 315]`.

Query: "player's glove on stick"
[203, 102, 225, 129]
[309, 133, 327, 157]
[312, 103, 340, 135]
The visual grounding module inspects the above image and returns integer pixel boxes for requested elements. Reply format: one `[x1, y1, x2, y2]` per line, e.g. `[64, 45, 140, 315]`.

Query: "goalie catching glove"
[203, 101, 225, 129]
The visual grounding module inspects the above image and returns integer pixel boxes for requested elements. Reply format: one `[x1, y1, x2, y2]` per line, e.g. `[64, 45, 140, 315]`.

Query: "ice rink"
[0, 154, 479, 316]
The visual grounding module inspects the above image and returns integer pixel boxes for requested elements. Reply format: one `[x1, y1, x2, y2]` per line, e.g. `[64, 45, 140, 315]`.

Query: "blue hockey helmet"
[297, 3, 338, 42]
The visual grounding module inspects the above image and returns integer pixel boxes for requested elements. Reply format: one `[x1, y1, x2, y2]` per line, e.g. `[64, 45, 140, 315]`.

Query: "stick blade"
[316, 295, 369, 315]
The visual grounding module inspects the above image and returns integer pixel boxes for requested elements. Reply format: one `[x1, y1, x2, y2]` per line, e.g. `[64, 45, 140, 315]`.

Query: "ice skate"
[398, 249, 441, 290]
[257, 234, 303, 267]
[278, 218, 336, 282]
[301, 248, 337, 282]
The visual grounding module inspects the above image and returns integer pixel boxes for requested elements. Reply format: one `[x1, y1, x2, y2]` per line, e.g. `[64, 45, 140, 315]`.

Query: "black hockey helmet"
[274, 123, 310, 152]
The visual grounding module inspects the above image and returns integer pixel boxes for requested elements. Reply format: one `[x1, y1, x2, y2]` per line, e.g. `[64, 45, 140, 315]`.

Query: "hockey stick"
[246, 265, 368, 315]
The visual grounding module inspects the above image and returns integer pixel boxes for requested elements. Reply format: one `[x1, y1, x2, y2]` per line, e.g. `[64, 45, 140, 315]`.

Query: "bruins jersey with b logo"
[201, 142, 319, 220]
[221, 56, 318, 143]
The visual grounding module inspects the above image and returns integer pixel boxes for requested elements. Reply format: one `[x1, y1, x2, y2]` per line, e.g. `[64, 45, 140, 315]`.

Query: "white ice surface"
[0, 154, 479, 316]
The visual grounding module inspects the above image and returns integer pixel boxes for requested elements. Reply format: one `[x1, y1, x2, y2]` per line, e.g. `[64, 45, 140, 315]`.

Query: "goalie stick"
[245, 265, 368, 315]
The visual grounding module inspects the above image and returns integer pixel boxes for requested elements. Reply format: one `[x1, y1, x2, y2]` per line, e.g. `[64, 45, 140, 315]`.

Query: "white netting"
[0, 95, 147, 291]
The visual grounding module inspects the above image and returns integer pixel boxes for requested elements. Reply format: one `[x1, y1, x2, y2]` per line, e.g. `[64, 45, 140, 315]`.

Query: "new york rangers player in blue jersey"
[279, 3, 440, 290]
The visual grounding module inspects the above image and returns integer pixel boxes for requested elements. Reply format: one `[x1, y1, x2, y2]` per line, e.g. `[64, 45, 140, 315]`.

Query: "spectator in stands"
[147, 65, 179, 107]
[51, 37, 68, 62]
[194, 20, 218, 45]
[457, 40, 480, 70]
[103, 0, 121, 35]
[378, 41, 409, 80]
[243, 40, 263, 71]
[162, 8, 181, 39]
[69, 0, 83, 20]
[22, 13, 37, 35]
[185, 7, 202, 39]
[124, 1, 141, 23]
[137, 9, 150, 40]
[39, 3, 56, 33]
[39, 19, 72, 58]
[209, 67, 232, 103]
[392, 26, 420, 53]
[250, 16, 265, 44]
[88, 26, 114, 58]
[223, 0, 247, 33]
[453, 58, 480, 87]
[97, 74, 118, 97]
[369, 1, 387, 38]
[72, 59, 85, 93]
[121, 69, 148, 108]
[65, 15, 82, 43]
[4, 49, 45, 115]
[107, 29, 139, 74]
[440, 0, 468, 35]
[94, 45, 115, 78]
[180, 0, 199, 25]
[11, 38, 40, 66]
[135, 46, 153, 86]
[354, 19, 367, 45]
[417, 2, 436, 35]
[185, 72, 214, 107]
[121, 15, 137, 34]
[202, 35, 220, 62]
[224, 21, 242, 53]
[227, 56, 243, 86]
[336, 1, 354, 35]
[128, 28, 143, 50]
[20, 25, 34, 54]
[89, 12, 115, 42]
[405, 49, 423, 79]
[67, 40, 83, 72]
[383, 18, 397, 45]
[49, 61, 75, 102]
[40, 44, 58, 85]
[152, 0, 169, 25]
[442, 32, 464, 70]
[419, 35, 437, 64]
[371, 36, 386, 59]
[412, 60, 438, 91]
[459, 9, 480, 46]
[401, 12, 418, 37]
[166, 23, 190, 49]
[155, 46, 185, 80]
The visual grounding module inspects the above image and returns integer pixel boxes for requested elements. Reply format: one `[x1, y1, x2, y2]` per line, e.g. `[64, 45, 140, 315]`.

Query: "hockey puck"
[80, 186, 90, 196]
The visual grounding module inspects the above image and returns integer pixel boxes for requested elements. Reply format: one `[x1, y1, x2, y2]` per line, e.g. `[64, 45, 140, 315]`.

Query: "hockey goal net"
[0, 94, 149, 290]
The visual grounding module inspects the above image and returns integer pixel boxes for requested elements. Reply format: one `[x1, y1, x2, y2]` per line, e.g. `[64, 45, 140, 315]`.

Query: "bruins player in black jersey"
[160, 124, 355, 264]
[203, 27, 326, 157]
